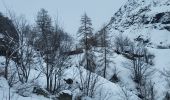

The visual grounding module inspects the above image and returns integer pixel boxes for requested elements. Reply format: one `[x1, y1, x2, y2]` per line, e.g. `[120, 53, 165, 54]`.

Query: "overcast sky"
[0, 0, 126, 35]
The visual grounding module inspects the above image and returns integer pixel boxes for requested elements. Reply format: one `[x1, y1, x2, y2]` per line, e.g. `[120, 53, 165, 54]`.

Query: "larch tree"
[77, 13, 95, 72]
[77, 13, 98, 97]
[36, 8, 54, 92]
[98, 25, 113, 78]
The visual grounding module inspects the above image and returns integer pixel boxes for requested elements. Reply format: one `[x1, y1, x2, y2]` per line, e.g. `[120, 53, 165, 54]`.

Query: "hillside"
[107, 0, 170, 47]
[0, 0, 170, 100]
[103, 0, 170, 99]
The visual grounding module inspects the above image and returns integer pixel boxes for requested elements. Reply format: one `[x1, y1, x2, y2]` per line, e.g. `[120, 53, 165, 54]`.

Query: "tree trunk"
[5, 50, 9, 80]
[103, 28, 107, 78]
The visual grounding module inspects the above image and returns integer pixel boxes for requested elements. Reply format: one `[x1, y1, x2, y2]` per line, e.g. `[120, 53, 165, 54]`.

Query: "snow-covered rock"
[58, 90, 72, 100]
[107, 0, 170, 47]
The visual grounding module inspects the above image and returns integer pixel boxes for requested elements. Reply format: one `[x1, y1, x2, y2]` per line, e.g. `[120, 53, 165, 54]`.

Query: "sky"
[0, 0, 126, 36]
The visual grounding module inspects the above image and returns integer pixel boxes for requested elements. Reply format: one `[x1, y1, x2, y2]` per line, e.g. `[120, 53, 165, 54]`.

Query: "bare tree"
[127, 43, 155, 85]
[51, 27, 72, 93]
[78, 66, 99, 98]
[35, 9, 72, 93]
[114, 34, 132, 54]
[97, 25, 113, 78]
[115, 34, 155, 86]
[9, 15, 35, 84]
[122, 39, 155, 99]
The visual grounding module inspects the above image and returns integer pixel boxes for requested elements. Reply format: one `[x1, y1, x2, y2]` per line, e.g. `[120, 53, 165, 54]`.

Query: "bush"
[125, 42, 155, 85]
[114, 34, 132, 54]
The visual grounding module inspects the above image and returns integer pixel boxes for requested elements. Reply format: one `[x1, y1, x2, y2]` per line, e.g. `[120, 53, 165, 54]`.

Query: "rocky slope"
[102, 0, 170, 99]
[107, 0, 170, 47]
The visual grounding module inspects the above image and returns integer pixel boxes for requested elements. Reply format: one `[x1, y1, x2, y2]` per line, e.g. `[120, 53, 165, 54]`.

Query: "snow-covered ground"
[105, 0, 170, 99]
[1, 0, 170, 99]
[1, 46, 170, 100]
[0, 77, 49, 100]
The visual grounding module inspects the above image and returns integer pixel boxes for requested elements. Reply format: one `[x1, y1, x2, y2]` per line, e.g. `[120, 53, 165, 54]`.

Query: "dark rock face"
[164, 26, 170, 31]
[151, 12, 165, 23]
[64, 78, 73, 84]
[58, 91, 72, 100]
[110, 74, 119, 83]
[151, 12, 170, 24]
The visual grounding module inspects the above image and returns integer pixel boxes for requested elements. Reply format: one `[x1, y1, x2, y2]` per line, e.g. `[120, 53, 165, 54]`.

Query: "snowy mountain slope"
[0, 77, 49, 100]
[0, 54, 139, 100]
[1, 0, 170, 99]
[148, 48, 170, 100]
[101, 0, 170, 99]
[66, 47, 170, 100]
[51, 0, 170, 100]
[105, 47, 170, 100]
[123, 24, 170, 47]
[64, 54, 139, 100]
[107, 0, 170, 46]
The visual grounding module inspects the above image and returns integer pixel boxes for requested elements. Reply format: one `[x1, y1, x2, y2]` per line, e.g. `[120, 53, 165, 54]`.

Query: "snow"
[64, 53, 139, 100]
[112, 54, 136, 89]
[147, 5, 170, 16]
[148, 48, 170, 100]
[55, 39, 170, 100]
[0, 33, 5, 38]
[0, 77, 9, 88]
[0, 0, 170, 100]
[0, 77, 49, 100]
[59, 90, 72, 95]
[107, 0, 170, 99]
[122, 24, 170, 46]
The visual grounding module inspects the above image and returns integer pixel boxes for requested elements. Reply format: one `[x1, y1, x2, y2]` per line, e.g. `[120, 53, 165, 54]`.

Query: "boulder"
[58, 90, 72, 100]
[33, 86, 49, 97]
